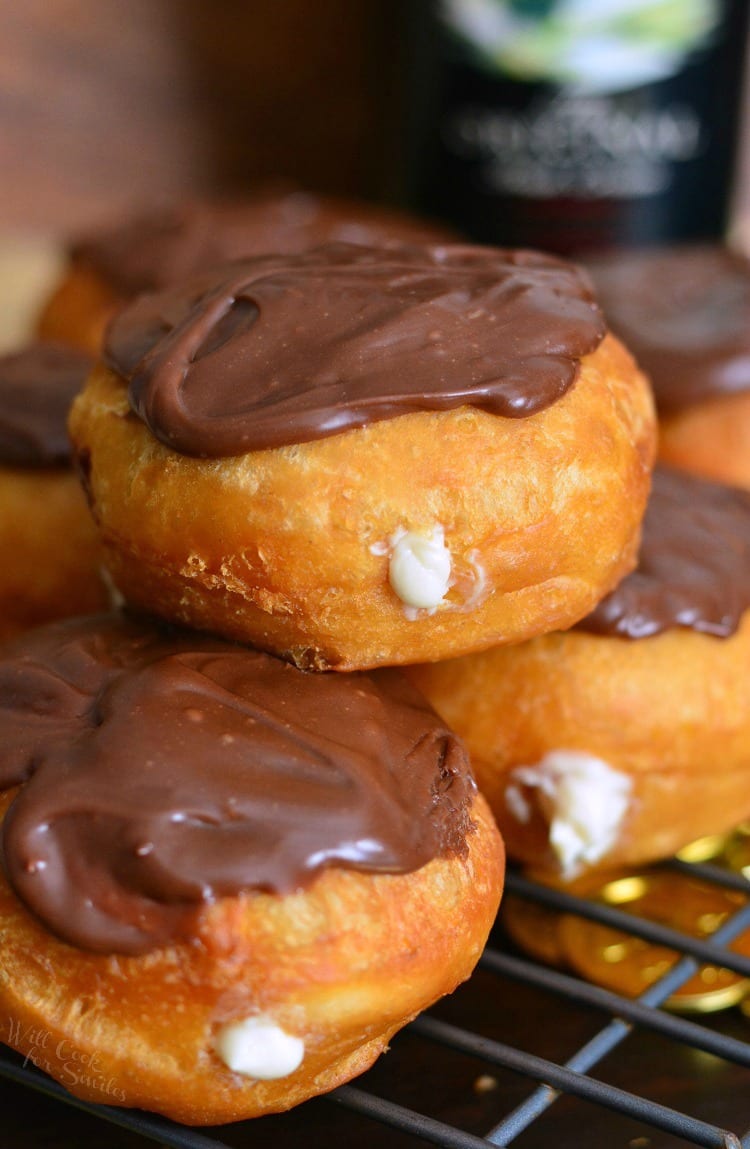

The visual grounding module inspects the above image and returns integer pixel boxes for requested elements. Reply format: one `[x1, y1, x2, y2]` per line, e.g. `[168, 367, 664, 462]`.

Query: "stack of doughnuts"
[0, 341, 108, 638]
[37, 189, 456, 354]
[0, 235, 658, 1122]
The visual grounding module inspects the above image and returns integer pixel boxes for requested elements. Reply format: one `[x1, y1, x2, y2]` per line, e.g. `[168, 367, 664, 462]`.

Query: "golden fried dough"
[69, 333, 655, 669]
[0, 789, 503, 1124]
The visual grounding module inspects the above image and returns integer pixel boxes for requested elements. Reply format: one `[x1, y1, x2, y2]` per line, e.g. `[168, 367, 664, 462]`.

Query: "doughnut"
[68, 243, 656, 670]
[0, 613, 503, 1124]
[587, 244, 750, 488]
[0, 342, 108, 640]
[407, 466, 750, 879]
[37, 190, 456, 354]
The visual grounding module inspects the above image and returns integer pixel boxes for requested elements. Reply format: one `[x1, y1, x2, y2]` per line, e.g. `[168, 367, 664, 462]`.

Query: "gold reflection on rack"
[501, 827, 750, 1014]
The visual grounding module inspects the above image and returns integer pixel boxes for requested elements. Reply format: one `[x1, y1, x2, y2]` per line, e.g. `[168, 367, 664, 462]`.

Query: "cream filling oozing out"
[215, 1016, 305, 1080]
[505, 750, 632, 877]
[386, 525, 452, 611]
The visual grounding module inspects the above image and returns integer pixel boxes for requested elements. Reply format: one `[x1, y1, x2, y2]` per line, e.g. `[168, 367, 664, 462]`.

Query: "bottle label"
[416, 0, 745, 250]
[444, 93, 703, 199]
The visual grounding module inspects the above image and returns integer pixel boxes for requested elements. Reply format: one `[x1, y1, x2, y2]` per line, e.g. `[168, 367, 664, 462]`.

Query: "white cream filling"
[215, 1016, 304, 1080]
[505, 750, 632, 878]
[387, 525, 452, 611]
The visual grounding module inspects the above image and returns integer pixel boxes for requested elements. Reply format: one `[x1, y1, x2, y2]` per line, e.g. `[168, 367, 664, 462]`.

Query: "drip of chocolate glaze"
[0, 342, 93, 466]
[104, 243, 606, 457]
[586, 245, 750, 412]
[0, 614, 474, 955]
[579, 467, 750, 639]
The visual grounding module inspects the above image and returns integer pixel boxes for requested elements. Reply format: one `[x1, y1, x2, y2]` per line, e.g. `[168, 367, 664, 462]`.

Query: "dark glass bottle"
[404, 0, 749, 253]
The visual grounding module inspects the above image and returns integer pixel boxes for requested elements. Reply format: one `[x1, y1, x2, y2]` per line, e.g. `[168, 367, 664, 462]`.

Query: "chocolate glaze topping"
[0, 342, 93, 466]
[579, 467, 750, 640]
[586, 246, 750, 412]
[0, 614, 474, 955]
[72, 191, 455, 297]
[104, 243, 606, 457]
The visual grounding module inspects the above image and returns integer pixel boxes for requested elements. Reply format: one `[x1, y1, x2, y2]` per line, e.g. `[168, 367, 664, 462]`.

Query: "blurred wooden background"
[0, 0, 747, 237]
[0, 0, 401, 235]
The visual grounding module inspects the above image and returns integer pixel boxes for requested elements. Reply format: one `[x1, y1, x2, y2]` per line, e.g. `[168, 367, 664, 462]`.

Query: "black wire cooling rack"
[2, 853, 750, 1149]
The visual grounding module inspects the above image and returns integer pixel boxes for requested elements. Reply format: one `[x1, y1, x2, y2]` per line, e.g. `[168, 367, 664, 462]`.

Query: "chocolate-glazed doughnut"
[587, 245, 750, 488]
[0, 342, 107, 639]
[68, 242, 655, 670]
[408, 467, 750, 878]
[36, 190, 456, 354]
[0, 613, 503, 1123]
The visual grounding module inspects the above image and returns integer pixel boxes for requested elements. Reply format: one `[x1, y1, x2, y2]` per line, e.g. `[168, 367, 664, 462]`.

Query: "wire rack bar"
[330, 1085, 495, 1149]
[668, 858, 750, 893]
[480, 948, 750, 1067]
[504, 871, 750, 977]
[410, 1015, 741, 1149]
[483, 895, 750, 1145]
